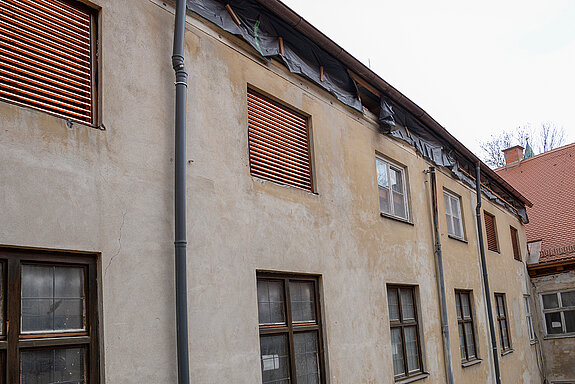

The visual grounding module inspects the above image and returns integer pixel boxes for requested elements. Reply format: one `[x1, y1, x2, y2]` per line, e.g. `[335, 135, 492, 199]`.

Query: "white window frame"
[540, 290, 575, 336]
[524, 295, 536, 342]
[376, 157, 409, 221]
[443, 190, 465, 240]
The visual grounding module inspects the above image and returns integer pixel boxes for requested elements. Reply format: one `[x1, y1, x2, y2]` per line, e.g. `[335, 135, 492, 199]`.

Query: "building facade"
[0, 0, 541, 382]
[497, 144, 575, 384]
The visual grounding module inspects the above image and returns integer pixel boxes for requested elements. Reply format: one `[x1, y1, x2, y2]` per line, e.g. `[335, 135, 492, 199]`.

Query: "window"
[455, 290, 477, 362]
[257, 273, 324, 384]
[510, 226, 521, 261]
[444, 191, 465, 239]
[247, 89, 313, 192]
[376, 157, 409, 220]
[484, 212, 499, 252]
[0, 247, 99, 383]
[494, 293, 512, 352]
[541, 290, 575, 336]
[0, 0, 97, 124]
[524, 295, 536, 341]
[387, 286, 423, 380]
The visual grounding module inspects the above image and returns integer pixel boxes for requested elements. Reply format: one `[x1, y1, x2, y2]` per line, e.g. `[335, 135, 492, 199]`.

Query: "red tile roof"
[495, 143, 575, 265]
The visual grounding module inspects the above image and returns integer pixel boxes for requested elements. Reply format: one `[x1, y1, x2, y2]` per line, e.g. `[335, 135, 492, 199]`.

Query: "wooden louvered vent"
[0, 0, 95, 123]
[247, 89, 313, 191]
[484, 212, 499, 252]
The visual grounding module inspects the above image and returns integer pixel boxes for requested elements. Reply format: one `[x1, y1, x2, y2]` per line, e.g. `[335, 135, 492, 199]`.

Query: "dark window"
[484, 212, 499, 252]
[510, 226, 521, 261]
[387, 285, 423, 380]
[455, 290, 477, 362]
[0, 0, 97, 124]
[541, 290, 575, 336]
[0, 247, 99, 383]
[257, 273, 324, 384]
[495, 293, 512, 352]
[247, 89, 313, 192]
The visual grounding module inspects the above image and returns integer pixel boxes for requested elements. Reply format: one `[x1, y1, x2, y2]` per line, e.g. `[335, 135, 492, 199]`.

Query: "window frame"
[455, 290, 478, 363]
[0, 0, 99, 126]
[510, 226, 521, 261]
[483, 211, 499, 253]
[247, 88, 314, 192]
[0, 247, 99, 383]
[494, 293, 512, 353]
[443, 190, 465, 240]
[387, 285, 424, 381]
[540, 290, 575, 337]
[256, 272, 325, 384]
[376, 156, 410, 222]
[524, 295, 536, 342]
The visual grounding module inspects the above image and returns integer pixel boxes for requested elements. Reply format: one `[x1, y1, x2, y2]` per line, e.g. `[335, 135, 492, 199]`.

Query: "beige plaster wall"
[0, 0, 540, 382]
[531, 270, 575, 383]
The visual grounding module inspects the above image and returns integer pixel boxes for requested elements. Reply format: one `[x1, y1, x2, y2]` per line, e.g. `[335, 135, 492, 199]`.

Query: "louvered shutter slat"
[484, 213, 499, 252]
[248, 90, 313, 191]
[0, 0, 94, 123]
[510, 227, 521, 261]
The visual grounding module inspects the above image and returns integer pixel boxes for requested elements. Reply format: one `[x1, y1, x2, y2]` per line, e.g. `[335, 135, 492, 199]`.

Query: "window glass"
[260, 335, 291, 384]
[564, 311, 575, 333]
[376, 158, 408, 220]
[561, 291, 575, 307]
[404, 326, 419, 372]
[294, 331, 319, 383]
[21, 265, 85, 333]
[444, 191, 464, 239]
[464, 323, 475, 358]
[376, 159, 389, 188]
[400, 289, 414, 319]
[258, 280, 285, 325]
[289, 281, 315, 323]
[543, 293, 559, 309]
[545, 312, 563, 334]
[387, 289, 400, 321]
[21, 348, 86, 384]
[390, 327, 404, 375]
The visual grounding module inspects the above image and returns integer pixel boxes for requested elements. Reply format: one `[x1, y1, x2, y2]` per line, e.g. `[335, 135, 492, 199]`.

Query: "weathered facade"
[0, 0, 541, 382]
[497, 144, 575, 384]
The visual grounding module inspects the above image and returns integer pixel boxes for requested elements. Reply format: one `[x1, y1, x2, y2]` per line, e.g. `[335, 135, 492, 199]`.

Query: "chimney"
[502, 145, 524, 166]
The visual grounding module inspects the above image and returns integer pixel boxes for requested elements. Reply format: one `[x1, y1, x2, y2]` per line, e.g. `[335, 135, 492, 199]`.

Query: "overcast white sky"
[282, 0, 575, 155]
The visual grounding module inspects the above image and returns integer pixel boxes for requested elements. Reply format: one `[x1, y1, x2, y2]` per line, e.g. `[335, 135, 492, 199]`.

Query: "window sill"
[395, 373, 429, 384]
[461, 359, 482, 368]
[544, 333, 575, 340]
[380, 212, 414, 226]
[448, 234, 468, 244]
[500, 349, 514, 356]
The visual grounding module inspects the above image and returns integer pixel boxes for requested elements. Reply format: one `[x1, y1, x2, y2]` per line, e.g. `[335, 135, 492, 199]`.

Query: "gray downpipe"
[475, 165, 501, 384]
[428, 167, 455, 384]
[172, 0, 190, 383]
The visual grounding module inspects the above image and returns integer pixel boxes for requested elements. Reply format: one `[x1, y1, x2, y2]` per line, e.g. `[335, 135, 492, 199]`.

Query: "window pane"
[455, 293, 462, 319]
[496, 296, 504, 316]
[404, 326, 420, 372]
[0, 263, 3, 334]
[452, 216, 462, 238]
[387, 289, 400, 321]
[379, 186, 391, 214]
[22, 265, 85, 332]
[501, 320, 510, 349]
[392, 192, 406, 219]
[21, 348, 86, 384]
[294, 332, 319, 384]
[564, 310, 575, 333]
[390, 168, 403, 193]
[376, 160, 389, 188]
[461, 293, 471, 318]
[545, 312, 563, 334]
[458, 324, 466, 360]
[260, 335, 291, 384]
[543, 293, 559, 309]
[290, 281, 316, 323]
[390, 327, 405, 376]
[258, 280, 285, 325]
[561, 291, 575, 307]
[464, 322, 475, 358]
[400, 289, 414, 320]
[446, 216, 454, 237]
[444, 194, 452, 216]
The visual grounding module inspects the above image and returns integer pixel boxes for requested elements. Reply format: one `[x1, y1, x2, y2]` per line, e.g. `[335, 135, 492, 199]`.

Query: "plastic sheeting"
[379, 97, 529, 223]
[187, 0, 362, 111]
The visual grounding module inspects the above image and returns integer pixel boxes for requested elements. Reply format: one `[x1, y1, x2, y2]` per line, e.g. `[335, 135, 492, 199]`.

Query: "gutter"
[427, 167, 455, 384]
[255, 0, 531, 209]
[172, 0, 190, 382]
